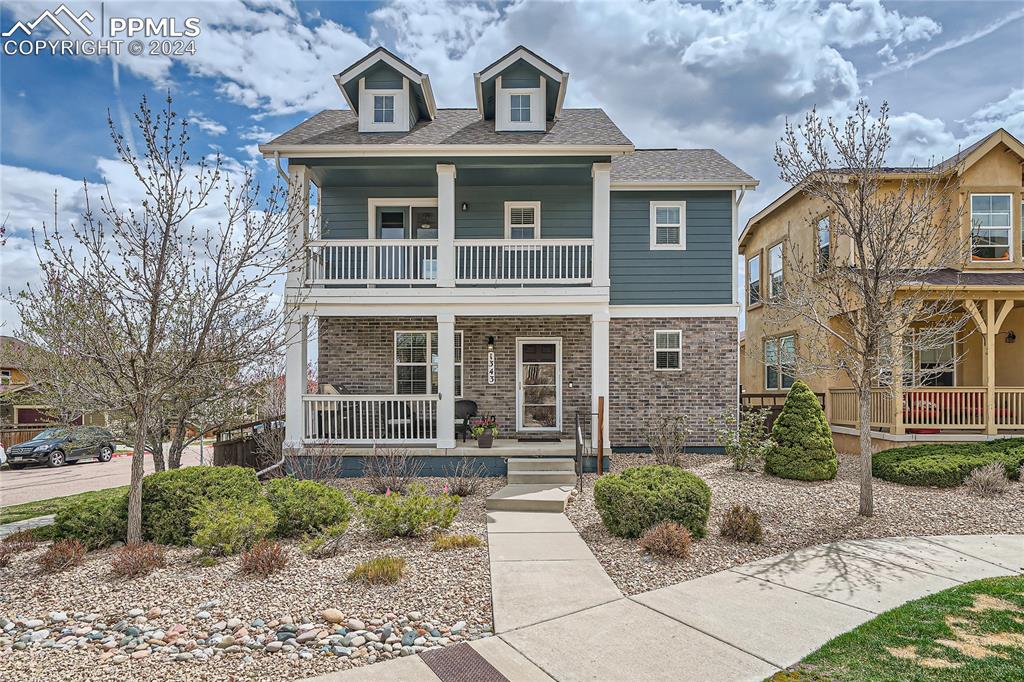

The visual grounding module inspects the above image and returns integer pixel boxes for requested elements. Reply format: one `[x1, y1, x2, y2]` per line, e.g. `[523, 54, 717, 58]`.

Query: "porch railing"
[303, 394, 438, 444]
[455, 239, 593, 284]
[995, 389, 1024, 428]
[306, 240, 439, 285]
[829, 388, 892, 428]
[828, 387, 1024, 432]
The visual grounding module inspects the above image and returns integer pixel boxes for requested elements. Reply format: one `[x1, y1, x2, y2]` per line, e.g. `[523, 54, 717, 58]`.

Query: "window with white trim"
[654, 330, 682, 370]
[970, 194, 1012, 262]
[0, 369, 11, 385]
[395, 331, 462, 397]
[649, 201, 685, 249]
[817, 216, 830, 271]
[373, 95, 395, 123]
[505, 201, 540, 239]
[510, 94, 531, 122]
[764, 335, 795, 390]
[747, 253, 762, 306]
[768, 242, 784, 298]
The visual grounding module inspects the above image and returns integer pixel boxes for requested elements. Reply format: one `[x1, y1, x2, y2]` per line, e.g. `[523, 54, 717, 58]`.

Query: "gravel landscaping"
[567, 453, 1024, 596]
[0, 477, 501, 681]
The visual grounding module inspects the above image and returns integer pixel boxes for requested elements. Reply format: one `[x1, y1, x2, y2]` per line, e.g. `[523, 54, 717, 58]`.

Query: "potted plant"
[470, 417, 499, 448]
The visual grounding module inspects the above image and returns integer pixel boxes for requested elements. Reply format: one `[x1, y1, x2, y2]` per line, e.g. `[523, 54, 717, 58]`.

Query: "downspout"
[274, 152, 288, 182]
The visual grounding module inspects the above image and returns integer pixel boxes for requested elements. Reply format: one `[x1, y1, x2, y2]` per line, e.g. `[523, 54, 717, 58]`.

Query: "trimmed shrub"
[52, 491, 128, 550]
[192, 498, 276, 556]
[354, 483, 460, 538]
[593, 465, 711, 539]
[142, 466, 262, 545]
[720, 504, 763, 543]
[638, 521, 692, 558]
[765, 381, 837, 481]
[301, 522, 348, 559]
[348, 555, 405, 584]
[873, 439, 1024, 488]
[432, 533, 483, 551]
[39, 539, 86, 572]
[111, 542, 166, 578]
[964, 462, 1011, 497]
[265, 477, 353, 538]
[240, 540, 289, 576]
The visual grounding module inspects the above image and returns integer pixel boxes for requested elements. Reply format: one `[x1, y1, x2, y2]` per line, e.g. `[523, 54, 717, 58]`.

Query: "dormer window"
[373, 95, 395, 124]
[334, 47, 437, 134]
[476, 46, 568, 133]
[510, 94, 531, 122]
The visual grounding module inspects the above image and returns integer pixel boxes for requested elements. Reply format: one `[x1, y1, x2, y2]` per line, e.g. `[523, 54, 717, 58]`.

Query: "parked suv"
[5, 426, 116, 469]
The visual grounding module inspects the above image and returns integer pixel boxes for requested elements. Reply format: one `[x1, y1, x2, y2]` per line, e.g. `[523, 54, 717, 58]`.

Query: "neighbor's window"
[0, 369, 11, 385]
[817, 216, 830, 271]
[654, 330, 682, 370]
[649, 201, 686, 249]
[970, 194, 1012, 262]
[395, 331, 462, 397]
[505, 201, 540, 239]
[903, 329, 956, 387]
[373, 95, 395, 124]
[768, 242, 784, 298]
[764, 335, 795, 390]
[510, 94, 531, 122]
[747, 253, 762, 306]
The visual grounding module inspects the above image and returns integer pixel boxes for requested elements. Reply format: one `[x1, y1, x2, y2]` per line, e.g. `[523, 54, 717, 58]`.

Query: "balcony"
[828, 387, 1024, 434]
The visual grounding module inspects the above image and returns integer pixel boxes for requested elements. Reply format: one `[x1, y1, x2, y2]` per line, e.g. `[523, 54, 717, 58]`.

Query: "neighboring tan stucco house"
[739, 128, 1024, 449]
[259, 46, 757, 469]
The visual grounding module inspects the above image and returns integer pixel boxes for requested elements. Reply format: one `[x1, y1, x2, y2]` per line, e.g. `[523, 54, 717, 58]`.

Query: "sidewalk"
[307, 528, 1023, 681]
[0, 514, 55, 539]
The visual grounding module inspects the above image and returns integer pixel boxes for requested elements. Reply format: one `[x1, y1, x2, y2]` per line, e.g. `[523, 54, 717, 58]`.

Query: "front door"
[516, 338, 561, 432]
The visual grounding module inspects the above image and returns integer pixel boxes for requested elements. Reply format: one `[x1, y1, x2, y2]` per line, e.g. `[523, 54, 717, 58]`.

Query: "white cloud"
[961, 88, 1024, 139]
[188, 110, 227, 135]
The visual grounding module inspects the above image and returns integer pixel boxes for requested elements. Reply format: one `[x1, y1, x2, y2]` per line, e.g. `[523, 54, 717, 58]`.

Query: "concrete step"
[508, 470, 578, 485]
[507, 457, 575, 472]
[485, 484, 573, 513]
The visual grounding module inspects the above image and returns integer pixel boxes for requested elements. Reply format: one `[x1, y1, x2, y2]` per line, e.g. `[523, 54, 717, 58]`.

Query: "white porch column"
[591, 162, 611, 288]
[286, 164, 310, 289]
[436, 164, 457, 288]
[436, 313, 457, 449]
[591, 310, 610, 448]
[284, 310, 309, 448]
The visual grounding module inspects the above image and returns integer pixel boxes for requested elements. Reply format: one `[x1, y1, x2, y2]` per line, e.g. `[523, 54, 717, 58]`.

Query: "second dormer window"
[373, 95, 395, 124]
[510, 94, 531, 122]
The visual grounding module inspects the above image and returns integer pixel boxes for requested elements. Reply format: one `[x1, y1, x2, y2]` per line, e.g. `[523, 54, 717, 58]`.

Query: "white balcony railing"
[306, 240, 438, 285]
[455, 239, 593, 284]
[303, 394, 438, 443]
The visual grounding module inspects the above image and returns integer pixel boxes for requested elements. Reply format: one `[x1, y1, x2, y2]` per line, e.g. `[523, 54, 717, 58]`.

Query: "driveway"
[0, 444, 207, 507]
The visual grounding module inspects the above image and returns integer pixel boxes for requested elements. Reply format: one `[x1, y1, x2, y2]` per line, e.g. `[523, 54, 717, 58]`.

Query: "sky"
[1, 0, 1023, 329]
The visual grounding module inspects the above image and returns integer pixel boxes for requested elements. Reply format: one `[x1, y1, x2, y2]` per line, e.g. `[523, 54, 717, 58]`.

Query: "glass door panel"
[518, 341, 560, 430]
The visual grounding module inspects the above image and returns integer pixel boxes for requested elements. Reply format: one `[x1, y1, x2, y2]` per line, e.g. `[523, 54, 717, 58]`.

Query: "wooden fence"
[211, 417, 283, 470]
[740, 391, 826, 431]
[0, 425, 48, 448]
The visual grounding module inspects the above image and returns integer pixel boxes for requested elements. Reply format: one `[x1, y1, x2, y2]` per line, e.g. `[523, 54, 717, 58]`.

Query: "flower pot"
[477, 432, 494, 448]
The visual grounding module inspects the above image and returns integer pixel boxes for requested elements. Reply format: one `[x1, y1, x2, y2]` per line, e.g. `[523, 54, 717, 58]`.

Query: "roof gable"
[334, 46, 436, 121]
[475, 46, 568, 121]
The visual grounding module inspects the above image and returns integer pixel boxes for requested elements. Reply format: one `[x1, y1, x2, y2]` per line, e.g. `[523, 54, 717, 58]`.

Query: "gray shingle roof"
[908, 269, 1024, 287]
[263, 108, 632, 148]
[611, 149, 756, 184]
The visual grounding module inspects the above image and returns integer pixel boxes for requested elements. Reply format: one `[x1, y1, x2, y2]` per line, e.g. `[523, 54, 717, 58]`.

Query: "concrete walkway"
[310, 530, 1023, 681]
[0, 514, 55, 539]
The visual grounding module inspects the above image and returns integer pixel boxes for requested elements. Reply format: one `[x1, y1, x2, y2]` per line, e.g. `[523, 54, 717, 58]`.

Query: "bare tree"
[766, 101, 969, 516]
[10, 94, 307, 542]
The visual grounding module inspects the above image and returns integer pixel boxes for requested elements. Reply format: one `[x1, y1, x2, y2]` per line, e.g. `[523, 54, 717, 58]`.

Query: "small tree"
[764, 381, 837, 481]
[710, 407, 772, 472]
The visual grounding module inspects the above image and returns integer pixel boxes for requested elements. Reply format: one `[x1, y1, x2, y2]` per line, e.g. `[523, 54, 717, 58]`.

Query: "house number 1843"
[487, 351, 496, 385]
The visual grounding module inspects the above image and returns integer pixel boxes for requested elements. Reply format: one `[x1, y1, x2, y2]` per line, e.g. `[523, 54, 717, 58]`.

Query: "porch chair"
[455, 399, 478, 443]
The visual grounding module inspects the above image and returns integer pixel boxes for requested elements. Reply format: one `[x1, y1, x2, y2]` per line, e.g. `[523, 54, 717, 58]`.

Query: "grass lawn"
[773, 576, 1024, 681]
[0, 486, 128, 525]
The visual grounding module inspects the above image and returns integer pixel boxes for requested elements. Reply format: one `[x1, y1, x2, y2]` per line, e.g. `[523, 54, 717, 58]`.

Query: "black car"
[5, 426, 116, 469]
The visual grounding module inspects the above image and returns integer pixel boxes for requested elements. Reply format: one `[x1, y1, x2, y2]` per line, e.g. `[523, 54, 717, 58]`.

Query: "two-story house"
[260, 47, 756, 468]
[739, 128, 1024, 450]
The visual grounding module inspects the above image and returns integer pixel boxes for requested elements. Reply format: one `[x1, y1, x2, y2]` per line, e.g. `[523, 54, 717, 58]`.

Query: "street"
[0, 444, 207, 507]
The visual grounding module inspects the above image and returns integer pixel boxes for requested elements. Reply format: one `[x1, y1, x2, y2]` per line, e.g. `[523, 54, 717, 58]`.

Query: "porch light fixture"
[486, 336, 495, 351]
[1005, 330, 1016, 344]
[461, 202, 470, 212]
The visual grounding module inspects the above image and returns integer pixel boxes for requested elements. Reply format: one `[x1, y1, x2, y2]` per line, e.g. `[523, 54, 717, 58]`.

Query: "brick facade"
[318, 316, 591, 438]
[608, 316, 737, 448]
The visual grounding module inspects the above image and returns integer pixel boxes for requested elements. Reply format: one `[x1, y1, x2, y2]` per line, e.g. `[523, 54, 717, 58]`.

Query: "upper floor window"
[817, 216, 830, 271]
[0, 369, 11, 385]
[970, 194, 1012, 262]
[764, 335, 795, 390]
[654, 330, 682, 370]
[747, 253, 762, 306]
[505, 201, 540, 239]
[768, 242, 784, 298]
[649, 201, 686, 250]
[510, 94, 531, 122]
[373, 95, 395, 124]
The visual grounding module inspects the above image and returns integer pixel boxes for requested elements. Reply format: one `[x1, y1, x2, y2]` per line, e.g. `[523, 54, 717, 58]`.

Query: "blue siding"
[500, 59, 542, 88]
[455, 185, 590, 239]
[362, 62, 404, 89]
[610, 191, 733, 305]
[321, 186, 435, 239]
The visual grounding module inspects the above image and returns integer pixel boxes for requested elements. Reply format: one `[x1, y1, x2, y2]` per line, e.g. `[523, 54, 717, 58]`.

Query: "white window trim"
[509, 92, 532, 123]
[393, 330, 463, 398]
[747, 253, 762, 307]
[817, 216, 830, 271]
[764, 335, 795, 390]
[768, 242, 784, 298]
[372, 94, 395, 124]
[969, 192, 1014, 263]
[367, 198, 439, 238]
[358, 78, 410, 133]
[495, 75, 546, 132]
[649, 201, 686, 250]
[654, 330, 683, 371]
[903, 329, 958, 387]
[0, 369, 11, 385]
[504, 201, 542, 240]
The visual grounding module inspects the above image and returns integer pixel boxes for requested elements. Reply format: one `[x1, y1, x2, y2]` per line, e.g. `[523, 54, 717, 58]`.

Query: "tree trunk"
[167, 415, 187, 469]
[127, 404, 148, 544]
[857, 385, 874, 517]
[149, 430, 166, 472]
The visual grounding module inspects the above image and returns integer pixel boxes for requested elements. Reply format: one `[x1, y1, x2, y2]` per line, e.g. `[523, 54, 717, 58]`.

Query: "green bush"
[265, 477, 353, 538]
[142, 466, 262, 545]
[191, 498, 276, 556]
[872, 438, 1024, 487]
[52, 490, 129, 550]
[354, 483, 459, 538]
[593, 465, 711, 539]
[765, 381, 837, 481]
